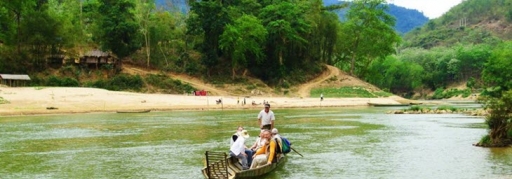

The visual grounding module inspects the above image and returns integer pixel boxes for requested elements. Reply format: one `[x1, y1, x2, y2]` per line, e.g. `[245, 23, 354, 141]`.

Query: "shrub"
[0, 97, 9, 104]
[311, 87, 375, 98]
[145, 74, 195, 94]
[409, 106, 421, 111]
[437, 105, 457, 112]
[479, 90, 512, 146]
[46, 76, 79, 87]
[109, 74, 144, 91]
[432, 88, 445, 99]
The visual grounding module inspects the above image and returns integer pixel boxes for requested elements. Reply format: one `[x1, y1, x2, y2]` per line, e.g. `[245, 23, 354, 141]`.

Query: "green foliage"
[409, 105, 421, 111]
[507, 9, 512, 22]
[145, 74, 195, 94]
[337, 0, 401, 77]
[432, 88, 472, 99]
[0, 97, 9, 104]
[219, 14, 267, 78]
[372, 91, 393, 97]
[437, 105, 458, 112]
[432, 88, 445, 99]
[478, 135, 492, 145]
[402, 0, 511, 49]
[311, 87, 377, 98]
[466, 77, 476, 89]
[46, 76, 80, 87]
[96, 0, 141, 59]
[482, 41, 512, 97]
[187, 1, 230, 75]
[479, 90, 512, 146]
[91, 74, 143, 91]
[366, 55, 424, 94]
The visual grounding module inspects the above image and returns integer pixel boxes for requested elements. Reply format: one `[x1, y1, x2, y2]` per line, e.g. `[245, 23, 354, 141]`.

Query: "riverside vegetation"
[1, 0, 512, 147]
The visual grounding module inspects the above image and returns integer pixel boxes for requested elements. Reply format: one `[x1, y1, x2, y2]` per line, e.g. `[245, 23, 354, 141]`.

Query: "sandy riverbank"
[0, 87, 404, 116]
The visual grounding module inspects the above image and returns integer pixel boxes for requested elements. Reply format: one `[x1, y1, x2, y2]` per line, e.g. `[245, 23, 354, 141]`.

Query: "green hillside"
[360, 0, 512, 100]
[402, 0, 512, 49]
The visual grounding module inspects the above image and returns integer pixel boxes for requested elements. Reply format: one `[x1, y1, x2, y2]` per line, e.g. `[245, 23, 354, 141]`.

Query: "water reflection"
[0, 107, 511, 179]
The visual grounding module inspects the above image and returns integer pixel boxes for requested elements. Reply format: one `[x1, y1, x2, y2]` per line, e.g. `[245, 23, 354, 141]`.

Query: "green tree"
[149, 10, 188, 70]
[455, 44, 491, 81]
[366, 56, 424, 94]
[96, 0, 141, 59]
[46, 0, 86, 54]
[258, 1, 310, 79]
[187, 0, 230, 77]
[338, 0, 401, 77]
[478, 90, 512, 147]
[482, 41, 512, 97]
[0, 0, 37, 54]
[134, 0, 155, 68]
[219, 14, 267, 79]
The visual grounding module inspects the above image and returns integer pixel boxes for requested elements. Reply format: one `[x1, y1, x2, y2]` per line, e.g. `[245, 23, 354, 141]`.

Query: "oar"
[290, 146, 303, 157]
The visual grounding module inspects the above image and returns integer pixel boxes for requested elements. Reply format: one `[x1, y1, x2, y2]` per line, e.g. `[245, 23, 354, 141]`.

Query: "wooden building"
[0, 74, 31, 87]
[79, 50, 117, 69]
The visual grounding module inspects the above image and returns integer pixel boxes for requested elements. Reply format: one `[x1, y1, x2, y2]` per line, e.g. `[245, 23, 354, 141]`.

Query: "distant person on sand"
[320, 93, 324, 101]
[258, 103, 275, 130]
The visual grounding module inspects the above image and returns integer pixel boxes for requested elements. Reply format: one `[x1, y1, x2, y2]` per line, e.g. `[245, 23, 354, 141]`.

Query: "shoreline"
[0, 87, 406, 117]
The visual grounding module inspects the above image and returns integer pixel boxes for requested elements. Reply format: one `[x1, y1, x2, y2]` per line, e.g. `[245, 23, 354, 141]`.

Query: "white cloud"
[388, 0, 463, 19]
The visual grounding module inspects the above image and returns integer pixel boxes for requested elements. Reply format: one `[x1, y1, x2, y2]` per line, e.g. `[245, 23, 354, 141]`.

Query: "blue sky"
[389, 0, 463, 19]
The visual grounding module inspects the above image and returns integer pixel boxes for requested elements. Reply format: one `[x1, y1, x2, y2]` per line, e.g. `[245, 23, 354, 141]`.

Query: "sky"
[389, 0, 464, 19]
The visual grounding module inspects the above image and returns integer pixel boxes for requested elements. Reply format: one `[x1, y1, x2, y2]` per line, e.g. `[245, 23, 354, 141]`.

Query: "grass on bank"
[0, 97, 9, 104]
[311, 87, 392, 98]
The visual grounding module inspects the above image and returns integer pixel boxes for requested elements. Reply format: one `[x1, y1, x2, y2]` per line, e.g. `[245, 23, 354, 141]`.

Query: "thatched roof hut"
[79, 50, 117, 69]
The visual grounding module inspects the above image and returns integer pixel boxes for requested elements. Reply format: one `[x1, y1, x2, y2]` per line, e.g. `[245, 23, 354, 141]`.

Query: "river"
[1, 106, 511, 179]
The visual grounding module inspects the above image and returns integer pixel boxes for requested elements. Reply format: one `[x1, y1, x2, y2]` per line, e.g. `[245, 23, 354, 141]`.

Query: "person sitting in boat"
[230, 126, 244, 146]
[250, 130, 277, 169]
[230, 126, 254, 166]
[249, 130, 266, 152]
[230, 129, 251, 170]
[271, 128, 283, 152]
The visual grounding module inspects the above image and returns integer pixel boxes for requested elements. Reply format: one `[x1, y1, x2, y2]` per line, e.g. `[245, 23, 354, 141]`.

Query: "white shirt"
[230, 136, 246, 155]
[258, 110, 275, 125]
[252, 137, 267, 151]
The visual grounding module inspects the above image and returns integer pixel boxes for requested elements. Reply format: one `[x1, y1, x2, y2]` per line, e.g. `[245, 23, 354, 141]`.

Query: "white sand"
[0, 87, 401, 116]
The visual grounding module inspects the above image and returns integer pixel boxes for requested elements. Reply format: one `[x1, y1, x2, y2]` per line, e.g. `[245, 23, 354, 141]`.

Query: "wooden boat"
[201, 151, 286, 179]
[116, 109, 151, 113]
[368, 102, 410, 107]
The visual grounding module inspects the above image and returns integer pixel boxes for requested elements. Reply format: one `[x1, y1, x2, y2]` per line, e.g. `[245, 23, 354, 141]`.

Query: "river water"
[1, 106, 511, 179]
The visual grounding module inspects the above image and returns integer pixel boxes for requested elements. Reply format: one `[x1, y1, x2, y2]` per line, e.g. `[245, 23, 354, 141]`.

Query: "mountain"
[401, 0, 512, 49]
[155, 0, 188, 13]
[324, 1, 429, 35]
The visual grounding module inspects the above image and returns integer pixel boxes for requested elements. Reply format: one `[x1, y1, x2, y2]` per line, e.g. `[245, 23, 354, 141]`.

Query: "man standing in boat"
[258, 103, 275, 130]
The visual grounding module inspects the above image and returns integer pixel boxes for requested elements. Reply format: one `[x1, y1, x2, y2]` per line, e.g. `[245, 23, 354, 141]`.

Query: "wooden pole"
[290, 146, 303, 157]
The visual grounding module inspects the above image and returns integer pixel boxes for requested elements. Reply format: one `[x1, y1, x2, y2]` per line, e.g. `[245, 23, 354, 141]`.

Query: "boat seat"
[205, 151, 229, 179]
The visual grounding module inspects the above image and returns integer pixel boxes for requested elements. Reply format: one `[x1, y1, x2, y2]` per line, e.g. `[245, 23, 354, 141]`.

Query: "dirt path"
[296, 65, 340, 97]
[122, 64, 229, 96]
[122, 64, 381, 98]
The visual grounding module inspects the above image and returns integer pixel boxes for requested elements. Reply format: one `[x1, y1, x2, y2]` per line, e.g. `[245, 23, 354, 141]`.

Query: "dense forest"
[0, 0, 400, 90]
